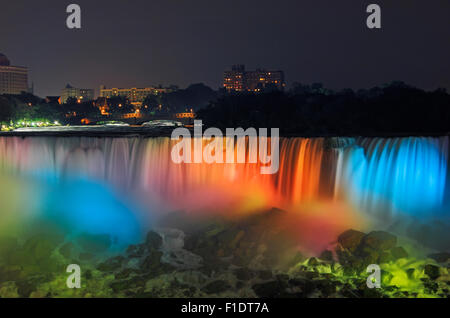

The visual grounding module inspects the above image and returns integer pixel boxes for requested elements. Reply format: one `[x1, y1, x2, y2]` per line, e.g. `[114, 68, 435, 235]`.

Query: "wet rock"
[233, 268, 255, 281]
[424, 264, 441, 280]
[146, 231, 163, 250]
[16, 280, 37, 298]
[126, 244, 146, 258]
[315, 279, 337, 296]
[378, 251, 393, 264]
[319, 250, 333, 262]
[116, 268, 138, 280]
[97, 256, 125, 272]
[356, 247, 380, 265]
[288, 278, 315, 295]
[111, 275, 147, 293]
[361, 231, 397, 251]
[201, 280, 231, 294]
[257, 270, 273, 280]
[140, 250, 164, 273]
[391, 246, 408, 260]
[307, 257, 319, 266]
[428, 252, 450, 263]
[252, 280, 287, 298]
[76, 233, 111, 254]
[421, 278, 439, 293]
[338, 229, 366, 252]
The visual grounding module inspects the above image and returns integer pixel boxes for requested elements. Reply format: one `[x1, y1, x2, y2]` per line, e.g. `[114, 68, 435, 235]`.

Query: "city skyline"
[1, 0, 449, 97]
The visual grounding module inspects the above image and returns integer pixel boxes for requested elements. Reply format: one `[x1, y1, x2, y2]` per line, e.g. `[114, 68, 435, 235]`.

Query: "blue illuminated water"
[336, 137, 449, 220]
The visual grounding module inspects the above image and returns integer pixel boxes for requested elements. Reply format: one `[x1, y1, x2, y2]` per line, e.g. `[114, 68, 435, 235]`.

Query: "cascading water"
[0, 136, 448, 249]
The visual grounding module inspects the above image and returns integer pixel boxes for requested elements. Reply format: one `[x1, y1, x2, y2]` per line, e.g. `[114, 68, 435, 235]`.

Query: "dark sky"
[1, 0, 449, 97]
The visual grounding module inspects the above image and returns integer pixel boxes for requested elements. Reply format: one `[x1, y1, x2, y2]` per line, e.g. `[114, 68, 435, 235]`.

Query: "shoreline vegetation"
[1, 81, 449, 137]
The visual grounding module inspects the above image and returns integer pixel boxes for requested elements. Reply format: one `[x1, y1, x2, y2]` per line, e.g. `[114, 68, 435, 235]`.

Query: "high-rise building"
[0, 53, 29, 95]
[99, 85, 175, 106]
[61, 84, 94, 104]
[223, 65, 285, 92]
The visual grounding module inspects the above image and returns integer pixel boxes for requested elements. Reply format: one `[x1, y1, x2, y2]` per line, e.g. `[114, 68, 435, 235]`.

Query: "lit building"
[61, 84, 94, 104]
[99, 85, 175, 106]
[0, 53, 29, 95]
[223, 65, 285, 92]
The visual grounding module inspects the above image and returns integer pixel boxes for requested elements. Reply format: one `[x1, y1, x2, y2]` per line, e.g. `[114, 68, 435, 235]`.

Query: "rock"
[315, 279, 337, 296]
[201, 280, 231, 294]
[146, 231, 163, 250]
[97, 256, 125, 272]
[428, 252, 450, 263]
[378, 251, 393, 264]
[16, 280, 37, 298]
[140, 250, 164, 273]
[116, 268, 137, 280]
[288, 278, 315, 295]
[307, 257, 319, 266]
[257, 270, 273, 280]
[424, 264, 440, 280]
[233, 268, 255, 281]
[338, 230, 365, 252]
[252, 281, 287, 298]
[356, 247, 380, 265]
[126, 244, 146, 258]
[76, 233, 111, 254]
[391, 246, 408, 260]
[361, 231, 397, 251]
[319, 250, 333, 262]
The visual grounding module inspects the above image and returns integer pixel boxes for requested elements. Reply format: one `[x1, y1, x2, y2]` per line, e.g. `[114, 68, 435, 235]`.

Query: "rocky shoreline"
[0, 209, 449, 298]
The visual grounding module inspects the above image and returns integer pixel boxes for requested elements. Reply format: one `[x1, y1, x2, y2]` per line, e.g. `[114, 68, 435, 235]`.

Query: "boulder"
[391, 246, 408, 260]
[252, 280, 287, 298]
[424, 264, 440, 280]
[361, 231, 397, 251]
[201, 280, 231, 294]
[126, 244, 146, 258]
[319, 250, 333, 262]
[97, 256, 125, 272]
[145, 231, 163, 250]
[338, 230, 366, 252]
[428, 252, 450, 263]
[233, 268, 255, 281]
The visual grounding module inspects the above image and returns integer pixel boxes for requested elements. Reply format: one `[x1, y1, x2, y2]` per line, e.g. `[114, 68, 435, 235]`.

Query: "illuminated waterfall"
[335, 137, 448, 220]
[0, 136, 448, 247]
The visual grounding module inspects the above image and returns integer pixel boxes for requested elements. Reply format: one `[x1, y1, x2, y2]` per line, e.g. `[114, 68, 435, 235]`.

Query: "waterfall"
[0, 136, 448, 247]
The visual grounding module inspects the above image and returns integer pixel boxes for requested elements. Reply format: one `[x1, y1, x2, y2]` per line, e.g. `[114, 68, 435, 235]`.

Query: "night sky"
[1, 0, 449, 97]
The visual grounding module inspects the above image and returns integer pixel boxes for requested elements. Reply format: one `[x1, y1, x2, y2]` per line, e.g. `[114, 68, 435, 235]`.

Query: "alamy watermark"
[66, 264, 81, 289]
[171, 120, 280, 175]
